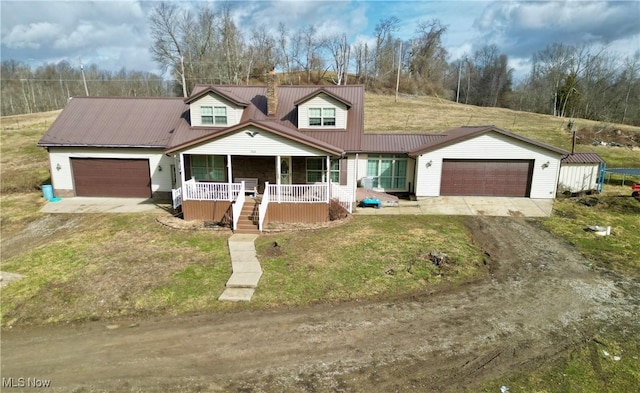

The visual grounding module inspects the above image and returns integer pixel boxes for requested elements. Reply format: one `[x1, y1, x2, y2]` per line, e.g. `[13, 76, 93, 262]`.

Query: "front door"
[280, 156, 291, 185]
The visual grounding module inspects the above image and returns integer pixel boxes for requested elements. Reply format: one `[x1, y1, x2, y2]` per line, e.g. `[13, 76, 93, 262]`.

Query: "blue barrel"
[42, 185, 54, 200]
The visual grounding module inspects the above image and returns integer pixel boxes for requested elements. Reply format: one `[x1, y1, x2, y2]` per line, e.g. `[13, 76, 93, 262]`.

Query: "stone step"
[218, 287, 255, 301]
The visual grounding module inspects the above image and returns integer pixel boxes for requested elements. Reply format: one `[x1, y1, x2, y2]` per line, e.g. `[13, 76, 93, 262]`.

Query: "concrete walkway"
[218, 234, 263, 302]
[354, 196, 553, 217]
[40, 197, 169, 214]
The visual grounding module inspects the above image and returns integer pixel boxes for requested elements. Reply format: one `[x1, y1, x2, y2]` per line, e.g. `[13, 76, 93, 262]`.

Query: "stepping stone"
[218, 287, 255, 301]
[226, 272, 262, 288]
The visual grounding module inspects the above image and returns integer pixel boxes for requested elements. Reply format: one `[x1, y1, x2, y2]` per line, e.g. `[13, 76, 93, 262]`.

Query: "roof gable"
[184, 86, 251, 107]
[409, 125, 569, 156]
[166, 120, 343, 155]
[293, 88, 352, 108]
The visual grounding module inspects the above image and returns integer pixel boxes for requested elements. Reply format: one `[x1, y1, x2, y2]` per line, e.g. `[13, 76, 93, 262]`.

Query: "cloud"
[474, 1, 640, 57]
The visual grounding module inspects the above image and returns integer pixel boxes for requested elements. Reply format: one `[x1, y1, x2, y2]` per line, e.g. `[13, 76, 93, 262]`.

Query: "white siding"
[558, 164, 599, 192]
[48, 148, 172, 193]
[414, 132, 562, 199]
[179, 127, 329, 157]
[298, 94, 348, 129]
[190, 94, 244, 127]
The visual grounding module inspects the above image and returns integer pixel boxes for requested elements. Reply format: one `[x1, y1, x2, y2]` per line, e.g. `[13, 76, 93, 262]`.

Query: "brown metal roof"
[38, 97, 187, 148]
[408, 125, 569, 156]
[561, 152, 605, 163]
[361, 134, 446, 154]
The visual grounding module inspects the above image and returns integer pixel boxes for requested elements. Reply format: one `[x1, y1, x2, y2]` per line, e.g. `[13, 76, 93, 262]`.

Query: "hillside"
[364, 93, 640, 168]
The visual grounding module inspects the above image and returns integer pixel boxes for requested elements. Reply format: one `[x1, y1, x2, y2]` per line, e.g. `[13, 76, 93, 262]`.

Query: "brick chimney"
[267, 69, 278, 117]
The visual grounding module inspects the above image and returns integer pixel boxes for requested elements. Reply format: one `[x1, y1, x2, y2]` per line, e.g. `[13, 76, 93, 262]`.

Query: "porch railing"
[183, 179, 244, 201]
[269, 184, 328, 203]
[330, 182, 354, 213]
[231, 181, 246, 230]
[258, 181, 270, 231]
[171, 187, 182, 209]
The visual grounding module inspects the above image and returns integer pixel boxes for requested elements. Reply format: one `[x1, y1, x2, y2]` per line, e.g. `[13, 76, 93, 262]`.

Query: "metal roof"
[561, 152, 605, 163]
[38, 97, 187, 148]
[409, 125, 569, 157]
[39, 88, 569, 159]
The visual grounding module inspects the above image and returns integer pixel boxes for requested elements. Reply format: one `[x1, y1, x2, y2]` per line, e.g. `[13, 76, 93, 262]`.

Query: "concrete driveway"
[40, 197, 171, 214]
[354, 196, 553, 217]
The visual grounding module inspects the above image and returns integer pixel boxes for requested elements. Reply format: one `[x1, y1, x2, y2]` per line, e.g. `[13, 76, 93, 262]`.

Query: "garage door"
[72, 158, 151, 197]
[440, 159, 533, 197]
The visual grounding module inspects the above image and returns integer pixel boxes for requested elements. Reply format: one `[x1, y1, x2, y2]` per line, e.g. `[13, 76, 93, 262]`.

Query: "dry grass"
[364, 93, 640, 166]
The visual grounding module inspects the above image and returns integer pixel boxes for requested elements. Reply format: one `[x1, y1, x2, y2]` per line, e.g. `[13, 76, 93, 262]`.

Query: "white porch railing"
[183, 179, 244, 201]
[268, 184, 328, 203]
[231, 181, 246, 230]
[330, 182, 354, 213]
[171, 187, 182, 209]
[258, 181, 270, 231]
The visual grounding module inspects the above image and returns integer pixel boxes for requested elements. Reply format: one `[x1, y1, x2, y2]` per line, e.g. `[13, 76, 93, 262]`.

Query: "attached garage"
[412, 126, 568, 199]
[71, 158, 151, 197]
[440, 159, 533, 197]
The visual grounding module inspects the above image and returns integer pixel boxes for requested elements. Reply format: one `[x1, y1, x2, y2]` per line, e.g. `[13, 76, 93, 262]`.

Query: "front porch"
[172, 180, 353, 232]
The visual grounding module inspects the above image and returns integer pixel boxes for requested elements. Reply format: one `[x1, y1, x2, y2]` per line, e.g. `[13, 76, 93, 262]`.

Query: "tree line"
[1, 1, 638, 126]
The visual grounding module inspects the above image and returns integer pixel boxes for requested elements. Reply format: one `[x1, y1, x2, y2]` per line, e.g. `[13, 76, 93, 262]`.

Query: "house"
[38, 75, 575, 232]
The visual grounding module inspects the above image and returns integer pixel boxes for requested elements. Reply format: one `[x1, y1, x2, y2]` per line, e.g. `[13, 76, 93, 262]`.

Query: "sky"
[1, 0, 639, 82]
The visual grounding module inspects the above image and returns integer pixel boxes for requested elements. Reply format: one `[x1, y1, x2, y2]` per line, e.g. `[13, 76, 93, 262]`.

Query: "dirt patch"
[2, 216, 637, 392]
[575, 125, 640, 148]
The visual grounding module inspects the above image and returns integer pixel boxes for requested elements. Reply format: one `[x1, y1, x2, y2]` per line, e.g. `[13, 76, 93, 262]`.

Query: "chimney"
[267, 69, 278, 117]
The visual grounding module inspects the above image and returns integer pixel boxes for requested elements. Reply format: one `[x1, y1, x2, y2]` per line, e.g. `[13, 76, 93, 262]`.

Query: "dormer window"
[201, 106, 227, 125]
[309, 108, 336, 126]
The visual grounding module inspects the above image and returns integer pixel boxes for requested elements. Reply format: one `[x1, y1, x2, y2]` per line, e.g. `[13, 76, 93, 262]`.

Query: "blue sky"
[1, 0, 639, 82]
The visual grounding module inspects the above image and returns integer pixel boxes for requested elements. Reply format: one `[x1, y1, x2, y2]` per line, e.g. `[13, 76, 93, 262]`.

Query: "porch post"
[276, 155, 281, 203]
[227, 154, 232, 201]
[179, 153, 186, 198]
[326, 155, 331, 203]
[354, 153, 359, 203]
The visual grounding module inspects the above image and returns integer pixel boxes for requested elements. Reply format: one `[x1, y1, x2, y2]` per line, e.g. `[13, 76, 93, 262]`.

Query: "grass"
[479, 325, 640, 393]
[543, 185, 640, 276]
[253, 215, 483, 306]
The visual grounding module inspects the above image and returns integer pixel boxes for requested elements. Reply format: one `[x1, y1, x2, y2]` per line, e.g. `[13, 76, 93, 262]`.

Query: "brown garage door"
[440, 159, 533, 197]
[72, 158, 151, 197]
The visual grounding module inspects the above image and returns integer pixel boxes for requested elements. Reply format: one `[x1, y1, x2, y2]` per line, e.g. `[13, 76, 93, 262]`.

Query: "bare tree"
[325, 33, 349, 85]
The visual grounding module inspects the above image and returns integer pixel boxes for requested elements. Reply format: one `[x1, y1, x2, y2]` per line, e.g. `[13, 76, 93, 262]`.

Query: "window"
[366, 155, 407, 189]
[190, 155, 225, 181]
[306, 158, 340, 183]
[200, 106, 227, 125]
[214, 106, 227, 125]
[201, 106, 213, 125]
[309, 107, 336, 127]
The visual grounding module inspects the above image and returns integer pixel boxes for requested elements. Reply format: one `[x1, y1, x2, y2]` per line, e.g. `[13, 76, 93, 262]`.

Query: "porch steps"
[234, 197, 260, 234]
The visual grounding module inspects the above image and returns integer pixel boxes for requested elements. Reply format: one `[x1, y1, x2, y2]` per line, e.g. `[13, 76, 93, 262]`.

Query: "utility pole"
[395, 40, 402, 103]
[80, 63, 89, 96]
[456, 58, 462, 103]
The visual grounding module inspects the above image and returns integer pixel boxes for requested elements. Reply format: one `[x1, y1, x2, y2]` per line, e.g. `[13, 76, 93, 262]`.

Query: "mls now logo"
[2, 377, 51, 388]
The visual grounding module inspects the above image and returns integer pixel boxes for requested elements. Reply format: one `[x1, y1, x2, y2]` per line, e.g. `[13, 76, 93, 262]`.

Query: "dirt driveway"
[2, 217, 637, 392]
